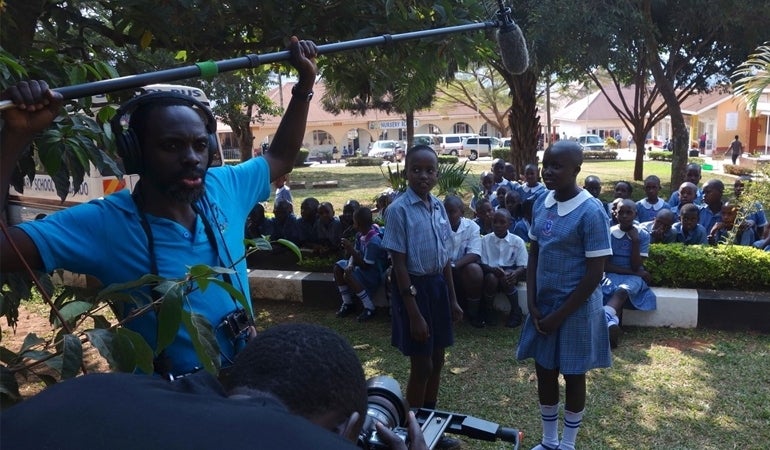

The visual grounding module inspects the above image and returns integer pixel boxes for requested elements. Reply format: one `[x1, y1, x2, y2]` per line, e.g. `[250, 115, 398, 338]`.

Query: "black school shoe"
[357, 308, 376, 322]
[336, 303, 355, 318]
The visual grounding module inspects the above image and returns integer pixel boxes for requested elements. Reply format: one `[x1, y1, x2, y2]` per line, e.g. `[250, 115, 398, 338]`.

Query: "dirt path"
[2, 304, 110, 399]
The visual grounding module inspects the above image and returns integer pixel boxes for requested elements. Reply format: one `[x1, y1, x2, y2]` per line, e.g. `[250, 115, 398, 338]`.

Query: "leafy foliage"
[0, 238, 293, 407]
[647, 243, 770, 291]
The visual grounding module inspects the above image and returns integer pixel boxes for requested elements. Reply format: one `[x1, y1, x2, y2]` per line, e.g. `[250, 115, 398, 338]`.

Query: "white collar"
[543, 189, 593, 216]
[610, 223, 641, 238]
[639, 198, 664, 210]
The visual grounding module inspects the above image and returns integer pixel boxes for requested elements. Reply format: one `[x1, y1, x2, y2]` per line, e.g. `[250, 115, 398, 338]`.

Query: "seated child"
[491, 158, 516, 193]
[339, 199, 361, 241]
[601, 199, 656, 349]
[670, 182, 698, 221]
[668, 163, 704, 207]
[492, 185, 510, 209]
[245, 203, 268, 240]
[698, 179, 725, 232]
[504, 162, 519, 185]
[314, 202, 343, 255]
[708, 201, 755, 246]
[373, 191, 393, 226]
[640, 208, 676, 244]
[273, 174, 293, 205]
[608, 181, 633, 224]
[295, 197, 320, 247]
[516, 163, 545, 202]
[334, 207, 388, 322]
[473, 198, 495, 236]
[636, 175, 670, 223]
[673, 203, 708, 245]
[470, 171, 494, 213]
[443, 195, 484, 319]
[584, 175, 610, 220]
[504, 190, 523, 233]
[478, 209, 527, 328]
[512, 197, 534, 244]
[267, 199, 301, 244]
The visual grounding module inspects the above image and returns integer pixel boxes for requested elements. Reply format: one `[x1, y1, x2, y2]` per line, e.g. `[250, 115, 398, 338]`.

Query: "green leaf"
[181, 310, 219, 375]
[20, 333, 45, 353]
[156, 289, 183, 354]
[54, 301, 93, 327]
[275, 239, 302, 261]
[58, 334, 83, 379]
[208, 279, 249, 312]
[244, 238, 272, 251]
[115, 328, 154, 374]
[85, 328, 135, 373]
[0, 366, 21, 405]
[91, 315, 112, 329]
[97, 274, 166, 298]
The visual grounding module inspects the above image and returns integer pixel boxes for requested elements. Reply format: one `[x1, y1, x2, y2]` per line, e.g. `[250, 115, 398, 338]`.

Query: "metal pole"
[0, 21, 498, 110]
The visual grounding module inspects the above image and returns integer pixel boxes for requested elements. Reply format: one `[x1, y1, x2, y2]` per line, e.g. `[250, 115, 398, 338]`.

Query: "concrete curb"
[248, 269, 770, 332]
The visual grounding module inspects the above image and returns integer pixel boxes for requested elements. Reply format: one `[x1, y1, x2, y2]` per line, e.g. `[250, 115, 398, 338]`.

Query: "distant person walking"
[699, 133, 707, 154]
[729, 135, 744, 165]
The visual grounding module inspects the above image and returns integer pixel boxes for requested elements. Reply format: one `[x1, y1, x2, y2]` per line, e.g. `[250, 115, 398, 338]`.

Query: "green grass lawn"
[254, 300, 770, 450]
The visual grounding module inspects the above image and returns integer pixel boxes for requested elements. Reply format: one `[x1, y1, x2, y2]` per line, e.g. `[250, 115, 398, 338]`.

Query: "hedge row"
[582, 150, 618, 160]
[647, 243, 770, 291]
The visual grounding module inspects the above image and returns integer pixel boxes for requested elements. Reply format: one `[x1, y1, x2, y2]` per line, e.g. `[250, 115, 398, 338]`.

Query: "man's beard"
[167, 181, 205, 204]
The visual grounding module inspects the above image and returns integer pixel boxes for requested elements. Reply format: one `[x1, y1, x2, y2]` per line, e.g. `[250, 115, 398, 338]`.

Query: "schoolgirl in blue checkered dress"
[516, 141, 612, 450]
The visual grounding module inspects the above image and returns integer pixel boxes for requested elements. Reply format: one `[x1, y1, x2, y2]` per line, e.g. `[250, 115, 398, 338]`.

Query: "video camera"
[358, 376, 522, 450]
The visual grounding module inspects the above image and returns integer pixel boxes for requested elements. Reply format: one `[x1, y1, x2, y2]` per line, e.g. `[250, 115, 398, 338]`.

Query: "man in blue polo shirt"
[0, 37, 318, 378]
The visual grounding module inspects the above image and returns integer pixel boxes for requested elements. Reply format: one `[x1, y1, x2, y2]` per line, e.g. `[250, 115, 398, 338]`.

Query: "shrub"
[437, 155, 459, 164]
[491, 148, 509, 160]
[648, 150, 673, 161]
[294, 148, 310, 167]
[724, 164, 755, 176]
[647, 243, 770, 291]
[345, 156, 385, 167]
[582, 150, 618, 160]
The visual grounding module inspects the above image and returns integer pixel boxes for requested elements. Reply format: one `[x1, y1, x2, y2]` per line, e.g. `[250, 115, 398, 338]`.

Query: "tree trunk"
[2, 0, 45, 57]
[506, 71, 540, 179]
[238, 131, 254, 161]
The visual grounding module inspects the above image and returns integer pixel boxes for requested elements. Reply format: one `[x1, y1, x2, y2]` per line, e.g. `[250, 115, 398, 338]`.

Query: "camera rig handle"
[413, 408, 522, 449]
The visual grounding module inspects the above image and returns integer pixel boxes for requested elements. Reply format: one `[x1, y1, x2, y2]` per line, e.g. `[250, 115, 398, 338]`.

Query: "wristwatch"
[291, 84, 314, 102]
[401, 285, 417, 297]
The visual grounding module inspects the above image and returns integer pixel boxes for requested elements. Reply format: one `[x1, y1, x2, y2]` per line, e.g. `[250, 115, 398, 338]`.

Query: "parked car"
[435, 133, 477, 156]
[576, 134, 606, 151]
[461, 136, 502, 160]
[367, 140, 401, 161]
[501, 137, 512, 148]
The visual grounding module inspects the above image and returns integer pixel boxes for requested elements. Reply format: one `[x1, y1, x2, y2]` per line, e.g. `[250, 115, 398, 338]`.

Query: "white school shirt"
[447, 217, 482, 264]
[480, 231, 528, 268]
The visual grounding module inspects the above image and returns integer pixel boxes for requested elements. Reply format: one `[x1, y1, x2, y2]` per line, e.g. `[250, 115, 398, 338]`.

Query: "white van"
[461, 136, 502, 160]
[413, 134, 439, 151]
[435, 133, 477, 156]
[7, 84, 223, 223]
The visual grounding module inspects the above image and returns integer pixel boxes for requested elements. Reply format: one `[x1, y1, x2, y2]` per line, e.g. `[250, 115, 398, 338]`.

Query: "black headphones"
[110, 91, 219, 175]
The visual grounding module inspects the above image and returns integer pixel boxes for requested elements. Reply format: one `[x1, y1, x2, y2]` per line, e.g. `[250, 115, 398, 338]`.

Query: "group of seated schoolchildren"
[582, 164, 768, 348]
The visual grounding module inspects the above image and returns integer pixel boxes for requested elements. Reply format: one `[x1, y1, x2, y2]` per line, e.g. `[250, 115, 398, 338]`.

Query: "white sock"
[338, 286, 353, 304]
[532, 403, 559, 449]
[357, 290, 374, 310]
[560, 409, 584, 450]
[603, 305, 617, 317]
